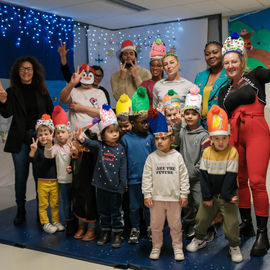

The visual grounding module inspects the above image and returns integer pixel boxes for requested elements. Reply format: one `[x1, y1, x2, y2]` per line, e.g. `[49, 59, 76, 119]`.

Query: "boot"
[74, 224, 86, 239]
[13, 204, 26, 226]
[239, 208, 255, 237]
[250, 216, 270, 256]
[82, 227, 96, 241]
[97, 231, 111, 246]
[111, 231, 123, 248]
[66, 218, 78, 236]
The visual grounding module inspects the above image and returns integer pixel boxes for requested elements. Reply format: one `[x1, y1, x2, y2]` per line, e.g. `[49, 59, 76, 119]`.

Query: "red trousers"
[229, 97, 270, 217]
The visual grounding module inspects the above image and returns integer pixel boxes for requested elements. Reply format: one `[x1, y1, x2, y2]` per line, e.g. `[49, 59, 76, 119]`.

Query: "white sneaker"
[186, 237, 207, 252]
[174, 248, 184, 261]
[52, 222, 65, 231]
[43, 223, 57, 234]
[229, 246, 243, 263]
[149, 248, 161, 260]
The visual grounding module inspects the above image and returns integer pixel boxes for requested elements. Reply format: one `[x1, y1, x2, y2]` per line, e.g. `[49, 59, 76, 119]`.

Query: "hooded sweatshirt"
[174, 124, 208, 182]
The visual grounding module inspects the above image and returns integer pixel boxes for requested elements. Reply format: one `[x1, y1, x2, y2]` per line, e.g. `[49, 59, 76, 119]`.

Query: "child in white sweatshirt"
[142, 108, 190, 261]
[44, 106, 74, 235]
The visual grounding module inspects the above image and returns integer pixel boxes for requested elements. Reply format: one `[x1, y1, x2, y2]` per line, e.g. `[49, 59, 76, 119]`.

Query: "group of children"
[31, 83, 243, 263]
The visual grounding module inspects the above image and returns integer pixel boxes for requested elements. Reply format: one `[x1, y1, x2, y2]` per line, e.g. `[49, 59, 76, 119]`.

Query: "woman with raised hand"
[0, 56, 53, 225]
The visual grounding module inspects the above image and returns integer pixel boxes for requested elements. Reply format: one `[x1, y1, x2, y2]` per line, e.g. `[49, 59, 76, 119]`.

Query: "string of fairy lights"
[0, 2, 183, 64]
[0, 3, 73, 48]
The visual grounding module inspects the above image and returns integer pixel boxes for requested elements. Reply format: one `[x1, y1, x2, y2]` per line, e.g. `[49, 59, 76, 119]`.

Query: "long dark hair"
[10, 56, 49, 95]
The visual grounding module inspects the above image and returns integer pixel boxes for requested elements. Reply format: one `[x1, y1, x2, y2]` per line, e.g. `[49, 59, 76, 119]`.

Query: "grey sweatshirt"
[174, 124, 209, 182]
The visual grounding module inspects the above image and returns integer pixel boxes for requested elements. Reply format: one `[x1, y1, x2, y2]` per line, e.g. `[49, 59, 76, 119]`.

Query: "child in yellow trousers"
[29, 114, 64, 234]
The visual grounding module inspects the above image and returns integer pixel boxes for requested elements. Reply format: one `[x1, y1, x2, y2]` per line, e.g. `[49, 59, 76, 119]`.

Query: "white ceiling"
[4, 0, 270, 29]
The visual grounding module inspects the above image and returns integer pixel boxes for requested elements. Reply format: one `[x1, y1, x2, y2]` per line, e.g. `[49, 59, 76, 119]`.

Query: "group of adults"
[0, 31, 269, 257]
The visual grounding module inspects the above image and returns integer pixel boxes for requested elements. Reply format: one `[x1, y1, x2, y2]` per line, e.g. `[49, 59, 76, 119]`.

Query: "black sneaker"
[184, 224, 195, 239]
[204, 225, 217, 242]
[128, 228, 140, 244]
[14, 205, 26, 226]
[97, 231, 111, 246]
[111, 232, 123, 248]
[147, 227, 152, 242]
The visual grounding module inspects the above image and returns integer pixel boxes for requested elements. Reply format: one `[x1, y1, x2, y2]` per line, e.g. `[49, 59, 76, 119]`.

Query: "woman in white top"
[153, 52, 194, 109]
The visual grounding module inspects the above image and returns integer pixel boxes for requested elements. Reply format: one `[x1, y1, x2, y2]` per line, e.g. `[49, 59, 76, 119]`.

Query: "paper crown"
[80, 63, 95, 85]
[207, 105, 229, 136]
[150, 38, 166, 60]
[121, 40, 136, 52]
[35, 114, 54, 131]
[148, 108, 171, 137]
[162, 89, 181, 111]
[222, 31, 245, 56]
[184, 85, 202, 114]
[99, 104, 118, 132]
[116, 94, 132, 116]
[132, 87, 150, 115]
[52, 105, 70, 130]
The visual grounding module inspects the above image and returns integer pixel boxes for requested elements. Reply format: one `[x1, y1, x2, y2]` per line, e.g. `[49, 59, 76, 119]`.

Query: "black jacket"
[0, 86, 53, 153]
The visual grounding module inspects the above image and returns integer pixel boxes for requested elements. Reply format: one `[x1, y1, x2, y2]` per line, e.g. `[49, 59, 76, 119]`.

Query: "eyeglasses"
[19, 67, 33, 72]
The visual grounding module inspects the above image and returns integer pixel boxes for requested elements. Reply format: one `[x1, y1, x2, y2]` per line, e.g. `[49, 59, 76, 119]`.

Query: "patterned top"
[83, 139, 127, 194]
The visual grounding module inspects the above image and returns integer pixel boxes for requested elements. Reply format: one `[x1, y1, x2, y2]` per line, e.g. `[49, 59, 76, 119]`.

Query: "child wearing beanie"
[116, 94, 132, 137]
[44, 106, 75, 235]
[142, 108, 189, 261]
[75, 104, 127, 248]
[173, 85, 209, 239]
[121, 86, 156, 244]
[186, 105, 243, 263]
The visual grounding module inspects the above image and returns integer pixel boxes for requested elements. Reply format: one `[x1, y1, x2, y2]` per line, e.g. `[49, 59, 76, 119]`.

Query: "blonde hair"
[162, 51, 179, 63]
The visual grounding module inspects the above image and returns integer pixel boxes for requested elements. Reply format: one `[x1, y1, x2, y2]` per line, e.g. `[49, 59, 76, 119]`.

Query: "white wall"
[87, 18, 208, 107]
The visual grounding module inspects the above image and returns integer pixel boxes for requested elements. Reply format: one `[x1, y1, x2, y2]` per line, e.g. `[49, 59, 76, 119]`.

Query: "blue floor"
[0, 200, 270, 269]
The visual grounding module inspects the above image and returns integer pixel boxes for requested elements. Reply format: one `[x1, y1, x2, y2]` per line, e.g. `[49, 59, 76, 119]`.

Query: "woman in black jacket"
[0, 56, 53, 225]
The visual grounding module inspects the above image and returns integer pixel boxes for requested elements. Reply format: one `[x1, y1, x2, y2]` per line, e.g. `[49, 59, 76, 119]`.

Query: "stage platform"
[0, 200, 270, 269]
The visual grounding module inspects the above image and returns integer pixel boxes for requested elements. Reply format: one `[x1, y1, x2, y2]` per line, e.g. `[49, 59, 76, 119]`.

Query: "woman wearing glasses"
[0, 56, 53, 226]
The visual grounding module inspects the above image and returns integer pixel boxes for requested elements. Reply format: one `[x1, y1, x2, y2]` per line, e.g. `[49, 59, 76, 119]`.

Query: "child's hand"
[46, 131, 54, 147]
[157, 102, 164, 113]
[174, 111, 182, 124]
[180, 198, 188, 207]
[231, 196, 238, 204]
[144, 198, 153, 208]
[66, 165, 72, 174]
[74, 128, 85, 143]
[203, 200, 213, 207]
[201, 137, 211, 149]
[30, 137, 38, 152]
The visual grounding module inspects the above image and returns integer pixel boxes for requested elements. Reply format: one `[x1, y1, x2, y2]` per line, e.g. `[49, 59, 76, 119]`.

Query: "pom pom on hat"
[99, 103, 118, 132]
[148, 107, 159, 119]
[35, 114, 54, 131]
[147, 108, 171, 137]
[132, 87, 150, 115]
[230, 31, 240, 39]
[184, 85, 202, 114]
[150, 38, 166, 60]
[84, 117, 100, 130]
[116, 94, 132, 116]
[222, 31, 244, 56]
[52, 105, 70, 130]
[121, 40, 136, 52]
[162, 89, 181, 111]
[207, 105, 229, 136]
